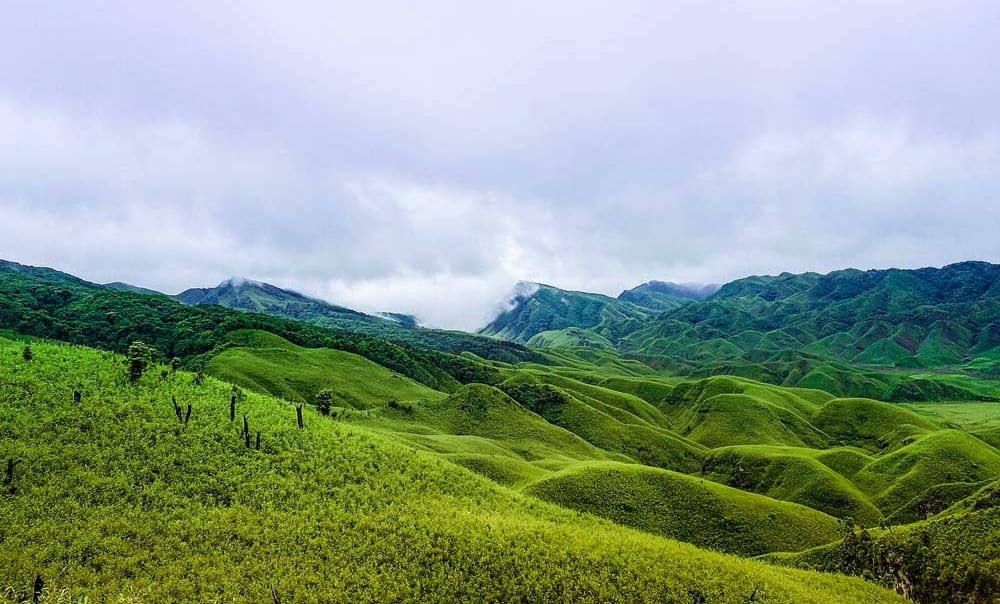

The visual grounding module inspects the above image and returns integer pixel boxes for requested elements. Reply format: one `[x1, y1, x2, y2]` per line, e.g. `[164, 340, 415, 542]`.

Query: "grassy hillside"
[702, 445, 881, 525]
[479, 283, 652, 344]
[206, 330, 445, 407]
[811, 397, 939, 452]
[525, 461, 843, 556]
[0, 338, 907, 603]
[851, 429, 1000, 514]
[767, 482, 1000, 604]
[622, 262, 1000, 370]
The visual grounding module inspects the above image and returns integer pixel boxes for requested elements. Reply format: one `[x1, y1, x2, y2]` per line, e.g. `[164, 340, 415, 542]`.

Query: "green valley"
[2, 259, 999, 603]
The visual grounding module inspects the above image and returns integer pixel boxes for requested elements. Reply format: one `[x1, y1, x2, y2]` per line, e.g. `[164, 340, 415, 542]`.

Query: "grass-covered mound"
[681, 393, 828, 448]
[886, 480, 992, 524]
[661, 377, 829, 449]
[811, 397, 939, 452]
[0, 338, 910, 603]
[703, 446, 881, 525]
[851, 429, 1000, 514]
[206, 330, 446, 407]
[766, 482, 1000, 604]
[524, 462, 843, 557]
[499, 375, 704, 473]
[394, 383, 608, 463]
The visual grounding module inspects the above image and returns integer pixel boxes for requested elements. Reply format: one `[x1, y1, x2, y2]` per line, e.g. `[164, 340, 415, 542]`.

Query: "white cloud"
[1, 3, 999, 331]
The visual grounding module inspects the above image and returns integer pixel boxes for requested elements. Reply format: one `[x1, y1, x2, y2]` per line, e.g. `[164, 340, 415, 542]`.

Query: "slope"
[480, 282, 652, 345]
[205, 329, 445, 407]
[525, 461, 843, 557]
[0, 338, 905, 603]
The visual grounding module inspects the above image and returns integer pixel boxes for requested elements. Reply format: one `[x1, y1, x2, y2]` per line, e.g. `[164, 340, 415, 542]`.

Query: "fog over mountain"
[2, 1, 999, 329]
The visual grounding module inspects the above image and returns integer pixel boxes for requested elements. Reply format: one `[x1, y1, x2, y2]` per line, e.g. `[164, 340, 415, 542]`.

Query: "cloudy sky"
[2, 1, 999, 329]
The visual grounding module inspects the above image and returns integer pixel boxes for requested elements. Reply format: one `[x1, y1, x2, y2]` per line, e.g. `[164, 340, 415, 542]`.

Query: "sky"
[2, 1, 999, 330]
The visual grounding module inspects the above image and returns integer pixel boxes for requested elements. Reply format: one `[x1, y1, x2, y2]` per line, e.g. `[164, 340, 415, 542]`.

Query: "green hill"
[662, 376, 830, 449]
[851, 429, 1000, 513]
[767, 481, 1000, 604]
[622, 262, 1000, 370]
[499, 375, 704, 473]
[811, 397, 940, 452]
[525, 461, 842, 557]
[702, 445, 882, 525]
[205, 330, 445, 407]
[617, 280, 718, 311]
[479, 282, 651, 344]
[0, 338, 906, 603]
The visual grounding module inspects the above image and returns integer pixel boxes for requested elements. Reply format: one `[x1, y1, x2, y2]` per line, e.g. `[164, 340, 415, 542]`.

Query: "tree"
[316, 390, 333, 416]
[127, 341, 159, 384]
[21, 345, 33, 362]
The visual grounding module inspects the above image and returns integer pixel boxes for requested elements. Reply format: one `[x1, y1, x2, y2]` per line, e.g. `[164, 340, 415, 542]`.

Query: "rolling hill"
[0, 337, 907, 603]
[4, 257, 1000, 603]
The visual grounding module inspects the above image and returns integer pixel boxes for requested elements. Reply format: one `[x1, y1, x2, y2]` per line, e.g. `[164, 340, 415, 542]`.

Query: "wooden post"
[4, 458, 19, 488]
[73, 390, 81, 405]
[296, 405, 304, 430]
[229, 394, 236, 421]
[184, 404, 192, 426]
[33, 575, 43, 604]
[243, 415, 251, 449]
[270, 584, 282, 604]
[172, 396, 183, 422]
[255, 431, 261, 450]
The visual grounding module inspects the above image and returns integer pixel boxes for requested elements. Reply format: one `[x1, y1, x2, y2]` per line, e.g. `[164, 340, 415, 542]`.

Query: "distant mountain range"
[5, 257, 999, 375]
[480, 262, 1000, 374]
[479, 281, 719, 345]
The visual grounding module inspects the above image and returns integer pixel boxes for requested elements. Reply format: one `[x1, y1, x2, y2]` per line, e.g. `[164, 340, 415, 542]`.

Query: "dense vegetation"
[3, 259, 1000, 603]
[767, 482, 1000, 604]
[173, 276, 541, 363]
[623, 262, 1000, 372]
[0, 338, 906, 603]
[0, 261, 520, 392]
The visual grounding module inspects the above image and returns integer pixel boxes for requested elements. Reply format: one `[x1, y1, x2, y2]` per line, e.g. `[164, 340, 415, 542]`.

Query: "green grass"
[852, 429, 1000, 514]
[525, 461, 843, 557]
[766, 483, 1000, 604]
[661, 377, 829, 449]
[901, 400, 1000, 432]
[0, 339, 908, 603]
[499, 375, 705, 473]
[383, 383, 609, 463]
[206, 330, 446, 407]
[703, 445, 881, 525]
[811, 397, 939, 452]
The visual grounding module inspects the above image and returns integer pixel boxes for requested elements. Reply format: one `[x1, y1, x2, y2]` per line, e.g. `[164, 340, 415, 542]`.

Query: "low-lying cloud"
[1, 1, 998, 330]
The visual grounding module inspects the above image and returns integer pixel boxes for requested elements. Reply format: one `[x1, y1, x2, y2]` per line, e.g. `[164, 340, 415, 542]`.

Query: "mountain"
[3, 257, 1000, 602]
[175, 277, 378, 328]
[623, 262, 1000, 370]
[173, 277, 538, 363]
[478, 282, 654, 345]
[618, 280, 720, 311]
[0, 258, 95, 288]
[102, 281, 167, 296]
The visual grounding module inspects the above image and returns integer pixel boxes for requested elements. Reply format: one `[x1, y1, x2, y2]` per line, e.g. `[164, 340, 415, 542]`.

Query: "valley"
[1, 259, 999, 603]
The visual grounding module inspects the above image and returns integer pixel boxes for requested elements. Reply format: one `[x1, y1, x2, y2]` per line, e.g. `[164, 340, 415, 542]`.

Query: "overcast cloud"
[2, 1, 999, 329]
